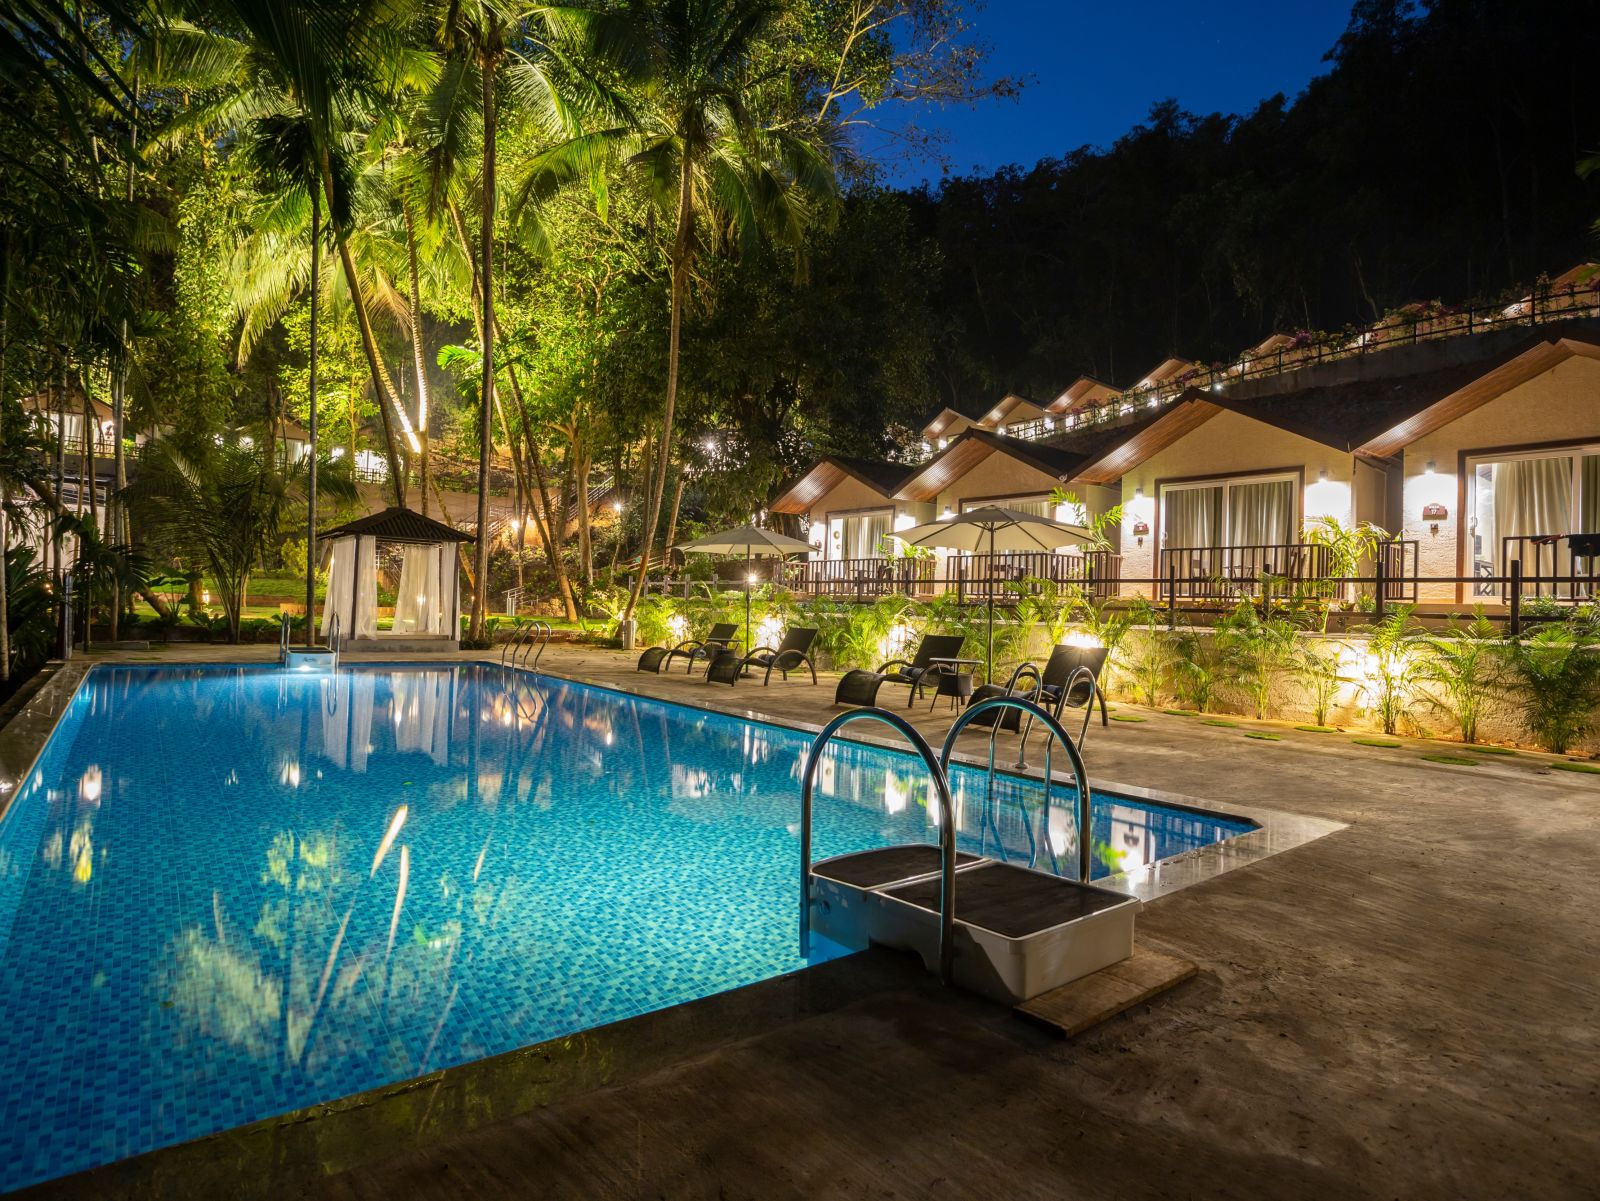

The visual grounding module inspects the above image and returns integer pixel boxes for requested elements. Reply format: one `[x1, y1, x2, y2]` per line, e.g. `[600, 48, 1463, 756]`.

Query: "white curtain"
[391, 669, 452, 765]
[393, 543, 443, 635]
[1226, 479, 1295, 546]
[1163, 486, 1222, 548]
[1495, 457, 1572, 583]
[1583, 456, 1600, 533]
[353, 535, 379, 638]
[322, 536, 356, 638]
[441, 543, 462, 639]
[845, 511, 891, 559]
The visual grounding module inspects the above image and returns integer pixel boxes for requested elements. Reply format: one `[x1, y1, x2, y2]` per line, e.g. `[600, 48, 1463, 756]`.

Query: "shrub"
[1509, 626, 1600, 753]
[1416, 610, 1509, 744]
[1292, 638, 1349, 728]
[1356, 607, 1424, 735]
[1217, 601, 1297, 720]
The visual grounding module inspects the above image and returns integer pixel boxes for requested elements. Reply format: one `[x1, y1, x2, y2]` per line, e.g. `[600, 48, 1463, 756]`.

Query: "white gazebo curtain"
[394, 543, 456, 635]
[322, 534, 378, 639]
[323, 535, 459, 640]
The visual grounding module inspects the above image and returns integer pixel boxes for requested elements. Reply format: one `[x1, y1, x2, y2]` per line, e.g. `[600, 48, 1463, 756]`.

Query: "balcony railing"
[775, 551, 1121, 601]
[778, 557, 938, 599]
[992, 280, 1600, 448]
[1496, 533, 1600, 602]
[1158, 540, 1418, 603]
[952, 550, 1121, 602]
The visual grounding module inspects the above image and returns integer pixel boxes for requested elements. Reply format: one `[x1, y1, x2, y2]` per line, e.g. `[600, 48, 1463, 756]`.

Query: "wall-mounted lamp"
[1132, 520, 1150, 549]
[1134, 486, 1145, 501]
[939, 509, 954, 521]
[1318, 468, 1329, 482]
[1425, 459, 1437, 475]
[1422, 501, 1448, 536]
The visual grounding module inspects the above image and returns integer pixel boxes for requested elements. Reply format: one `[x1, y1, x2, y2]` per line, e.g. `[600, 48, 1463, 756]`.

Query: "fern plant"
[1293, 638, 1348, 727]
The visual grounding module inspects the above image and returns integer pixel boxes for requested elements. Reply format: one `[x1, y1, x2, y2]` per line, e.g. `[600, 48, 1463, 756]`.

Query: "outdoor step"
[1014, 947, 1197, 1038]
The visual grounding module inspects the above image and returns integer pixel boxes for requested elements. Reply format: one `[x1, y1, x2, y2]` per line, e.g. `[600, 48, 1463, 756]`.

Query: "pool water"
[0, 664, 1251, 1190]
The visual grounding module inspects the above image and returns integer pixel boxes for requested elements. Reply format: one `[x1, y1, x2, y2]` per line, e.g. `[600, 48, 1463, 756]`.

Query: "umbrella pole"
[745, 545, 753, 656]
[986, 526, 995, 685]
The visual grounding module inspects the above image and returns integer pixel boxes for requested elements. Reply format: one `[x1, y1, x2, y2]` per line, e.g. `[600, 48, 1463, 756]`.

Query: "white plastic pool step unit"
[809, 845, 1139, 1005]
[798, 695, 1137, 1005]
[280, 610, 341, 671]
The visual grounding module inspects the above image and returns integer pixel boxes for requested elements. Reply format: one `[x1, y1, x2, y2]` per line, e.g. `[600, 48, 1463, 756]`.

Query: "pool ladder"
[500, 619, 552, 673]
[279, 610, 341, 671]
[798, 696, 1093, 986]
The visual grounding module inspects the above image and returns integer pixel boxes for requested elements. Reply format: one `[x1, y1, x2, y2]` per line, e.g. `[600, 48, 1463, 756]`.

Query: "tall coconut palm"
[520, 0, 839, 624]
[430, 0, 598, 641]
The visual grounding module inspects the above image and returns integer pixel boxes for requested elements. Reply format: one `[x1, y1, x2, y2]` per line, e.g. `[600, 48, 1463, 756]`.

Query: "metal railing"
[799, 708, 957, 984]
[941, 695, 1093, 884]
[954, 550, 1120, 603]
[1157, 540, 1418, 604]
[779, 556, 938, 599]
[1495, 534, 1600, 602]
[994, 279, 1600, 447]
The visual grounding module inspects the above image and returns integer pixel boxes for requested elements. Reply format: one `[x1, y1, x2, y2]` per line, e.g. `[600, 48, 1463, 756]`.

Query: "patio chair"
[1036, 643, 1110, 733]
[874, 633, 969, 709]
[708, 627, 820, 687]
[658, 622, 739, 674]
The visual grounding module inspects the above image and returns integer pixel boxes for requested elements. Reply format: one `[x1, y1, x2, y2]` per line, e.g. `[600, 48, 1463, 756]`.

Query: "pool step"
[810, 846, 1140, 1005]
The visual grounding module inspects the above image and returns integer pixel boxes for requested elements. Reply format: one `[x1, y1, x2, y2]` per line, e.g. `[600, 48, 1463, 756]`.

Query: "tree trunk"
[469, 52, 497, 641]
[319, 154, 407, 506]
[623, 155, 695, 622]
[662, 466, 685, 575]
[523, 432, 579, 621]
[0, 226, 10, 681]
[575, 447, 593, 585]
[110, 73, 136, 643]
[305, 186, 320, 646]
[402, 202, 432, 516]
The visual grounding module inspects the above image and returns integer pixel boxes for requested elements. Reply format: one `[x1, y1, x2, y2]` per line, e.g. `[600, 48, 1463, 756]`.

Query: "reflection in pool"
[0, 664, 1250, 1190]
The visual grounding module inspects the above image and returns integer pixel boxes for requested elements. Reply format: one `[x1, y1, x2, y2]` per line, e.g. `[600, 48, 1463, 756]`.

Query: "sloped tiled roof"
[320, 506, 475, 543]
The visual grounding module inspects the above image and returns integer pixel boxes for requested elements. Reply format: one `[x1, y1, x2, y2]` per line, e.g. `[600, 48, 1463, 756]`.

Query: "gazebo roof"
[320, 506, 476, 544]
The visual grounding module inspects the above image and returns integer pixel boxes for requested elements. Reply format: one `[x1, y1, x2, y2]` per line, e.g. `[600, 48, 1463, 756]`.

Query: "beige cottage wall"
[1401, 356, 1600, 602]
[801, 477, 931, 559]
[1116, 411, 1359, 596]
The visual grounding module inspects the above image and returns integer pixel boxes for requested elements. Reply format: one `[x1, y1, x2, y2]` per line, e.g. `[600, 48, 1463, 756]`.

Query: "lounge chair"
[650, 622, 739, 674]
[842, 633, 967, 709]
[706, 627, 819, 686]
[1036, 643, 1110, 731]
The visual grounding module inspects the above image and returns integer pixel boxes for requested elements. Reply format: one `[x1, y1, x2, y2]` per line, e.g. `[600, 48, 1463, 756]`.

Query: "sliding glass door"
[1468, 447, 1600, 586]
[1160, 473, 1297, 549]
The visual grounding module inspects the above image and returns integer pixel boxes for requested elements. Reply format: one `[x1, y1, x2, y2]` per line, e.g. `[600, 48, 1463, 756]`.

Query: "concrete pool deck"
[16, 645, 1600, 1199]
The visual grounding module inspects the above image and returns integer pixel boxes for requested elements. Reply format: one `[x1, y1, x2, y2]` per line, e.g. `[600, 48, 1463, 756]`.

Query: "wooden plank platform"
[1013, 947, 1197, 1038]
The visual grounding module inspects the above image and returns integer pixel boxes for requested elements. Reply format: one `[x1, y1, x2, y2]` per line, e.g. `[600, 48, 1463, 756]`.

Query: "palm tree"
[521, 0, 839, 625]
[121, 437, 356, 643]
[431, 1, 599, 641]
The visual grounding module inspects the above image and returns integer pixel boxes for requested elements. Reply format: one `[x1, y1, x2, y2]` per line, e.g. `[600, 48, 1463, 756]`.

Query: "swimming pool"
[0, 663, 1252, 1190]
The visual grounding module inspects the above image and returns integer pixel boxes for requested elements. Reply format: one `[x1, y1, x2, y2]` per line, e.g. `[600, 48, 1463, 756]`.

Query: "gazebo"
[319, 507, 474, 651]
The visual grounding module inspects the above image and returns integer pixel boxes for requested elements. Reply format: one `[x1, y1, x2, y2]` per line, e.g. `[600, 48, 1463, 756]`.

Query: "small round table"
[927, 657, 981, 712]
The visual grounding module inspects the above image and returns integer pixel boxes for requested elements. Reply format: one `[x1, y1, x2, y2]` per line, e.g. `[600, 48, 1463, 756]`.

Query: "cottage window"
[1467, 447, 1600, 585]
[1159, 473, 1297, 549]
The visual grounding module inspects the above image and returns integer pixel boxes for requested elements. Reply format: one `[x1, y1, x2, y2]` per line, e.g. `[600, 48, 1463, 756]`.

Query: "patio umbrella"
[895, 505, 1093, 683]
[676, 524, 815, 650]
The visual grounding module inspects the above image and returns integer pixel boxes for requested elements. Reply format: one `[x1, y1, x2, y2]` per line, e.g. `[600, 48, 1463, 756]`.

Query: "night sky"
[880, 0, 1356, 185]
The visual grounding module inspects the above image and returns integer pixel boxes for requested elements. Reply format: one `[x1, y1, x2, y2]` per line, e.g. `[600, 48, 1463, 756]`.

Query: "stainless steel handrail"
[500, 620, 530, 669]
[799, 707, 958, 985]
[279, 611, 292, 664]
[941, 695, 1094, 884]
[531, 620, 552, 670]
[1018, 664, 1097, 765]
[326, 611, 341, 672]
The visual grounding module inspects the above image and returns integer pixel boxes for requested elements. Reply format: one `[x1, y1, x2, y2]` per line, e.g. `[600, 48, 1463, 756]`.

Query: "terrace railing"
[778, 556, 938, 599]
[953, 550, 1121, 603]
[1497, 533, 1600, 603]
[995, 280, 1600, 446]
[1159, 542, 1333, 602]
